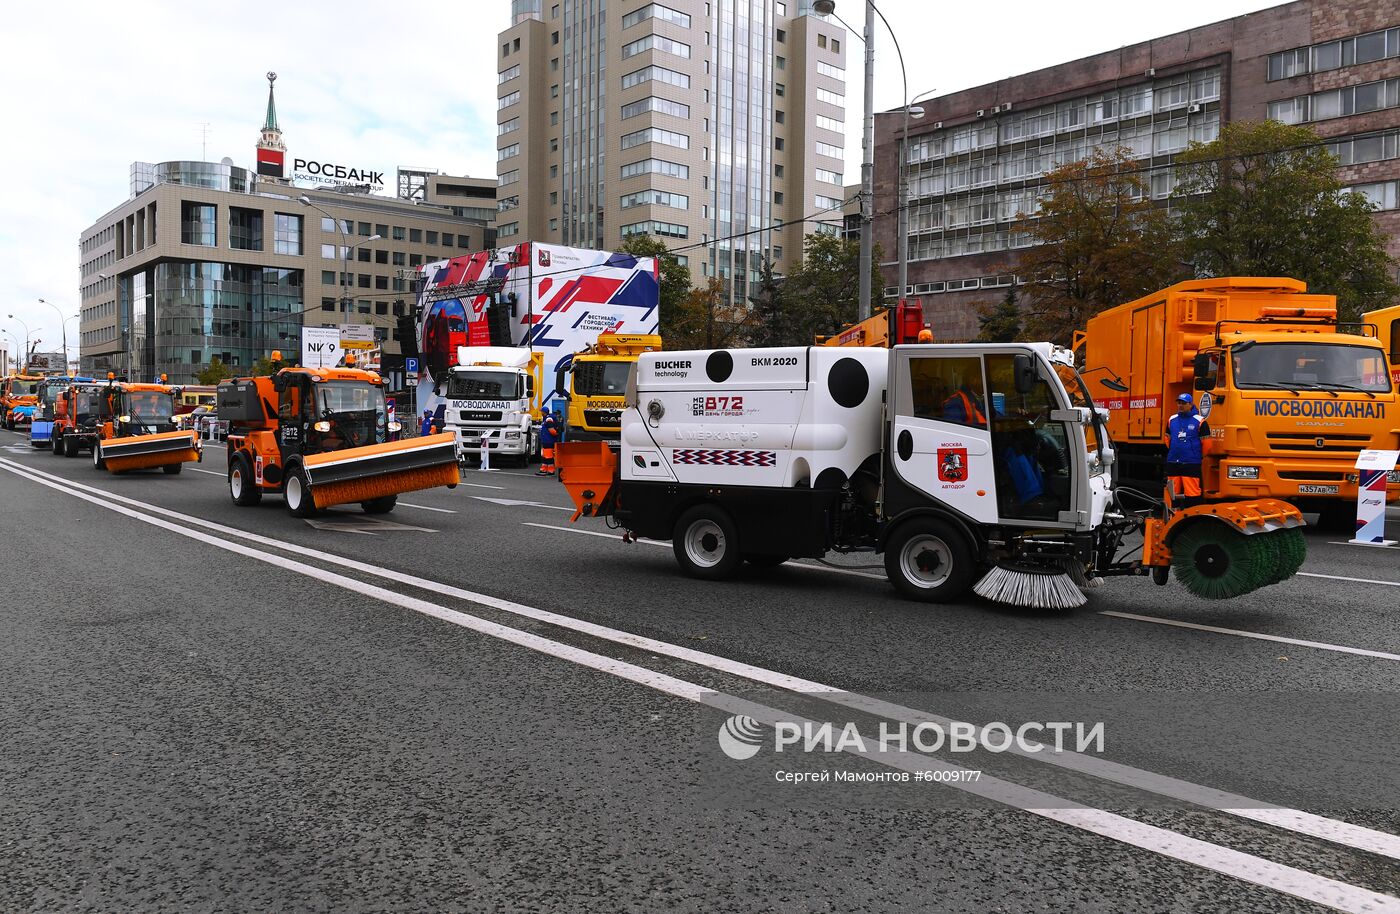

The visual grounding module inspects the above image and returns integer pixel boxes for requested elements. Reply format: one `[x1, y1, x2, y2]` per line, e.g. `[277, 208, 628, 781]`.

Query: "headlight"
[505, 431, 521, 439]
[314, 420, 331, 432]
[388, 421, 402, 433]
[118, 414, 131, 423]
[1227, 465, 1261, 480]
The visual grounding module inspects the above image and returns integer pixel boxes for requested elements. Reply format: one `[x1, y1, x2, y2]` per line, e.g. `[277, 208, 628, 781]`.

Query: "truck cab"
[440, 346, 544, 465]
[2, 374, 42, 430]
[52, 382, 109, 457]
[559, 333, 661, 441]
[30, 377, 88, 448]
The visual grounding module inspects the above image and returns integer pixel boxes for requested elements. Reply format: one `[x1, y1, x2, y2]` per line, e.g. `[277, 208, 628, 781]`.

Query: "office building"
[498, 0, 849, 304]
[872, 0, 1400, 339]
[78, 79, 495, 384]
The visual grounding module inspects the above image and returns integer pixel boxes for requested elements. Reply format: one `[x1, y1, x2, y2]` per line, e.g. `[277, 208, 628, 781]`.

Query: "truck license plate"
[1298, 484, 1339, 495]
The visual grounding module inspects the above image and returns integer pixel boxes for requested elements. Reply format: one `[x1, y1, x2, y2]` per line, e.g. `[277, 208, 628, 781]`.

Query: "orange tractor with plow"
[89, 376, 202, 475]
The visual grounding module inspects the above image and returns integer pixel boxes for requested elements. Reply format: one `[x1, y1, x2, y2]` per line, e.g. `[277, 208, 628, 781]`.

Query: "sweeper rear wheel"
[673, 504, 742, 581]
[884, 518, 974, 603]
[229, 455, 262, 506]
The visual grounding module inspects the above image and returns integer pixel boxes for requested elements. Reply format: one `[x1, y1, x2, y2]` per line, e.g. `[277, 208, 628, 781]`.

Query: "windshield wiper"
[1315, 382, 1377, 398]
[1241, 381, 1302, 395]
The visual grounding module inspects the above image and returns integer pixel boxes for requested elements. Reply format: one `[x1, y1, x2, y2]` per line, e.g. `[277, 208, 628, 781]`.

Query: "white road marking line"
[4, 459, 1397, 914]
[188, 467, 224, 476]
[1299, 571, 1400, 587]
[452, 481, 506, 490]
[6, 458, 1399, 865]
[472, 496, 574, 512]
[396, 502, 457, 514]
[524, 521, 886, 578]
[1101, 611, 1400, 662]
[1325, 541, 1399, 549]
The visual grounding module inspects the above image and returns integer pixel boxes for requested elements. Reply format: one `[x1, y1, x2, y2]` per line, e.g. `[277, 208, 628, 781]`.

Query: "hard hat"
[1176, 393, 1194, 404]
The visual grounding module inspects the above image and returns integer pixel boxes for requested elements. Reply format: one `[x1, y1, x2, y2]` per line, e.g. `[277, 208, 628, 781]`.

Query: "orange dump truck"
[1076, 277, 1399, 525]
[217, 361, 459, 516]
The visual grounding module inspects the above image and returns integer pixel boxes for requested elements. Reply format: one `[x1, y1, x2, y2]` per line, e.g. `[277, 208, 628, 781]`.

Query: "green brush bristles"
[1171, 523, 1274, 600]
[1274, 528, 1307, 579]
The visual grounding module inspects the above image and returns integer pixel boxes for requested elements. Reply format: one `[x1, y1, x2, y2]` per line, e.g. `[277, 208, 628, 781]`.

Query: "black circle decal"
[897, 430, 913, 461]
[828, 357, 869, 409]
[706, 350, 734, 383]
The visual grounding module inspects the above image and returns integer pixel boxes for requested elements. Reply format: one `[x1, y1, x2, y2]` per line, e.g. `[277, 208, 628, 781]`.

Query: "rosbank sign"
[292, 157, 385, 190]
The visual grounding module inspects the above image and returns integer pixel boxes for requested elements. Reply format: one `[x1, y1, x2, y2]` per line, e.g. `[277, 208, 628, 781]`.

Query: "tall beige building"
[498, 0, 848, 304]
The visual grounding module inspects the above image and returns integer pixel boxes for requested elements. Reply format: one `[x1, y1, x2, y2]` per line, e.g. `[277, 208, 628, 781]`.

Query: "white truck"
[555, 343, 1308, 609]
[438, 346, 544, 466]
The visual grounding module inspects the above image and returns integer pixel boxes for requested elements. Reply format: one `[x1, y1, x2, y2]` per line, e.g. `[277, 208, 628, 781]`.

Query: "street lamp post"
[7, 315, 35, 370]
[37, 298, 70, 373]
[898, 89, 938, 309]
[299, 196, 379, 325]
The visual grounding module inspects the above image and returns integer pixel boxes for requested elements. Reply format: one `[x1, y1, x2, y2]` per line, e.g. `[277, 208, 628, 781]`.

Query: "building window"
[393, 252, 405, 266]
[357, 247, 371, 263]
[776, 28, 786, 43]
[817, 60, 844, 79]
[832, 38, 840, 53]
[321, 298, 337, 312]
[357, 221, 371, 236]
[1268, 47, 1309, 81]
[622, 3, 691, 29]
[621, 158, 690, 180]
[551, 30, 558, 44]
[273, 213, 303, 255]
[816, 114, 843, 133]
[775, 110, 785, 124]
[622, 35, 691, 59]
[815, 168, 843, 184]
[180, 201, 216, 246]
[409, 228, 423, 243]
[817, 34, 827, 49]
[376, 276, 389, 290]
[621, 96, 691, 120]
[621, 189, 689, 209]
[499, 117, 520, 135]
[499, 90, 521, 109]
[1268, 96, 1309, 125]
[500, 169, 521, 185]
[443, 233, 455, 247]
[622, 65, 690, 90]
[322, 270, 336, 284]
[499, 221, 520, 238]
[551, 111, 559, 125]
[392, 226, 406, 241]
[621, 220, 688, 238]
[499, 64, 521, 84]
[815, 141, 843, 159]
[816, 88, 844, 108]
[498, 144, 520, 163]
[621, 127, 689, 149]
[427, 231, 438, 245]
[376, 249, 388, 264]
[815, 194, 844, 210]
[358, 275, 371, 289]
[229, 207, 263, 251]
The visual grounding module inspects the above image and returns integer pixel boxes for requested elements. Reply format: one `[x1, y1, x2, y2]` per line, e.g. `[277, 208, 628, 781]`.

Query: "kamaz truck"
[1076, 277, 1399, 527]
[438, 346, 544, 465]
[2, 373, 42, 430]
[557, 333, 662, 441]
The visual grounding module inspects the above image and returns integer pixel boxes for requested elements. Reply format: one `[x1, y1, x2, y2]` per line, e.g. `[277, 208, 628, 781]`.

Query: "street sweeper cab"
[556, 344, 1307, 610]
[90, 376, 202, 475]
[218, 356, 460, 516]
[51, 382, 107, 458]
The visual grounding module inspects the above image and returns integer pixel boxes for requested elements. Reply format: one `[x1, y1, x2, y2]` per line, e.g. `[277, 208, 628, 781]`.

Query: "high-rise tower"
[498, 1, 848, 304]
[256, 71, 287, 180]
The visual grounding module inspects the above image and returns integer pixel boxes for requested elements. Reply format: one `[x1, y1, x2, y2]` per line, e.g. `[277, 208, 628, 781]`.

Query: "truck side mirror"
[1192, 353, 1218, 390]
[526, 375, 535, 397]
[556, 368, 568, 398]
[1013, 354, 1037, 395]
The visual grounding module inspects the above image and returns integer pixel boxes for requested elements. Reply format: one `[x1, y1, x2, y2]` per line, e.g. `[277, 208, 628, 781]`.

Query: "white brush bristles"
[973, 566, 1088, 610]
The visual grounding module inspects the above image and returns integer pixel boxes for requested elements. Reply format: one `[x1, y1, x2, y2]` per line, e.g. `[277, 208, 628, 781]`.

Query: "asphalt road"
[2, 427, 1399, 913]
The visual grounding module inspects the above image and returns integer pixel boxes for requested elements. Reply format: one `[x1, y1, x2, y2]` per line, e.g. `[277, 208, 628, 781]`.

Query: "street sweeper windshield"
[316, 381, 386, 419]
[126, 391, 174, 422]
[1232, 342, 1391, 393]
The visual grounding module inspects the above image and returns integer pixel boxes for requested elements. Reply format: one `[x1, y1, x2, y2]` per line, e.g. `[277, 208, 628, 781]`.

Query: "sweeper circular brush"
[1170, 523, 1272, 600]
[1274, 528, 1307, 579]
[973, 563, 1087, 611]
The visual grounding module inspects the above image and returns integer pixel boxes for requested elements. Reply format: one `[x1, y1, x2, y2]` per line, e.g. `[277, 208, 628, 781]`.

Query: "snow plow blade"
[99, 430, 201, 473]
[556, 440, 620, 521]
[302, 432, 459, 510]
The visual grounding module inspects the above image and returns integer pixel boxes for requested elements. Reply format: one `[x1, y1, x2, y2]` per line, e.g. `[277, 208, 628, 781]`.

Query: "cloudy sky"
[0, 0, 1283, 362]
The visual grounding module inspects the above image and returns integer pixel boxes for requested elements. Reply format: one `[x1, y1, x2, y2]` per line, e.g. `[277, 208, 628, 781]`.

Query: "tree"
[195, 357, 233, 385]
[1013, 147, 1183, 346]
[769, 232, 886, 346]
[1173, 120, 1400, 321]
[618, 234, 693, 341]
[746, 257, 791, 348]
[665, 279, 753, 350]
[976, 285, 1023, 342]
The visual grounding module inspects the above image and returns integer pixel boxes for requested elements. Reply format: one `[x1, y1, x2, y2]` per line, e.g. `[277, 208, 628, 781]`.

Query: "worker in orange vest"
[536, 408, 561, 476]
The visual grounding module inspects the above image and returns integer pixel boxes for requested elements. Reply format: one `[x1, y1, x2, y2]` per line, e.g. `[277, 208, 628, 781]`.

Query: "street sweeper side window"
[986, 354, 1072, 522]
[908, 356, 989, 428]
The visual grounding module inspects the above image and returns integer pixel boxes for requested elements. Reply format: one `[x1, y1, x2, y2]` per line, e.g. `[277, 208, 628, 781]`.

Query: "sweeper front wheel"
[673, 504, 742, 581]
[284, 466, 318, 518]
[91, 444, 105, 470]
[884, 518, 975, 603]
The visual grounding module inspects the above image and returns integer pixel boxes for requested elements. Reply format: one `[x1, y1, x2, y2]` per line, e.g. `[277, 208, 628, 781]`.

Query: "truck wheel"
[229, 455, 262, 506]
[673, 504, 741, 580]
[361, 495, 397, 514]
[162, 463, 183, 475]
[92, 443, 105, 470]
[743, 554, 789, 568]
[284, 466, 317, 517]
[51, 435, 64, 457]
[884, 518, 975, 603]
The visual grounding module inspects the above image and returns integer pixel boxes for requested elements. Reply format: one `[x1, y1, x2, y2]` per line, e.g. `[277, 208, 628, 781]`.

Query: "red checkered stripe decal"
[671, 449, 776, 467]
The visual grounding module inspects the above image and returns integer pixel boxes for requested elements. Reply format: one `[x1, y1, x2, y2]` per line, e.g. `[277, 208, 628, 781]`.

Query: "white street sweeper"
[555, 343, 1307, 610]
